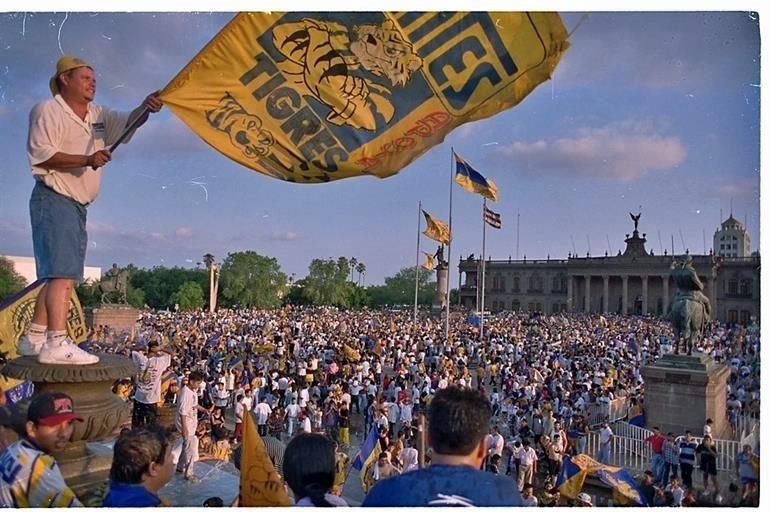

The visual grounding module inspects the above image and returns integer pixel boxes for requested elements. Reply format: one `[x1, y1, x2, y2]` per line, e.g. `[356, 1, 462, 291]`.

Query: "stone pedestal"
[2, 354, 136, 500]
[640, 353, 730, 438]
[87, 305, 140, 333]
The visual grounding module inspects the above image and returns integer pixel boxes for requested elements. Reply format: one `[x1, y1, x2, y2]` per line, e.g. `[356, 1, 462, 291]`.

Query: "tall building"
[713, 214, 751, 258]
[458, 214, 760, 325]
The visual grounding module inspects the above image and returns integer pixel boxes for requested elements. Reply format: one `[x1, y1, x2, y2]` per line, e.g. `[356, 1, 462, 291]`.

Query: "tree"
[172, 281, 205, 311]
[356, 262, 367, 286]
[303, 258, 351, 307]
[131, 266, 207, 310]
[202, 254, 215, 270]
[349, 257, 358, 284]
[219, 251, 287, 308]
[368, 267, 436, 307]
[0, 256, 26, 300]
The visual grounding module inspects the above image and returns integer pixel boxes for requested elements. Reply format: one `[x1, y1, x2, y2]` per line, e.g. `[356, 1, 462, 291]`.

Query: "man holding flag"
[20, 55, 162, 365]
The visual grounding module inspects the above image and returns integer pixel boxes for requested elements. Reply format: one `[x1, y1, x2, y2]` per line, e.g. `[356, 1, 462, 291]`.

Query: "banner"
[342, 344, 361, 362]
[455, 151, 498, 201]
[556, 454, 646, 506]
[352, 426, 382, 491]
[0, 280, 88, 390]
[239, 411, 292, 506]
[422, 210, 451, 244]
[160, 12, 569, 183]
[483, 205, 502, 229]
[422, 251, 436, 271]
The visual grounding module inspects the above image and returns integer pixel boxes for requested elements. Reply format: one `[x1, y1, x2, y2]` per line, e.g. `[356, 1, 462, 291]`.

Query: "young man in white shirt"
[254, 396, 273, 437]
[131, 339, 174, 428]
[176, 371, 209, 482]
[285, 398, 302, 437]
[598, 421, 613, 464]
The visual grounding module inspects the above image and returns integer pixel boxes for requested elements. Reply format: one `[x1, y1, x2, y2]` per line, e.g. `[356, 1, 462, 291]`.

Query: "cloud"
[0, 105, 9, 117]
[269, 231, 299, 242]
[175, 226, 194, 238]
[495, 119, 686, 182]
[717, 177, 759, 201]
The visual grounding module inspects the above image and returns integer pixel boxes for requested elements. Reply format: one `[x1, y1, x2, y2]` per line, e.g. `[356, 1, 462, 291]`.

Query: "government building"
[458, 214, 760, 325]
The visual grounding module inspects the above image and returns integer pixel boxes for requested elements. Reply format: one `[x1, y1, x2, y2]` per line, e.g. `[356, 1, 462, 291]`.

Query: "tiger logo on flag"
[206, 93, 275, 158]
[272, 18, 423, 130]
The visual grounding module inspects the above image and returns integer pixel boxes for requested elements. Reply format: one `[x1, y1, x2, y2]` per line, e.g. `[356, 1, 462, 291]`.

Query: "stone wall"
[87, 306, 140, 333]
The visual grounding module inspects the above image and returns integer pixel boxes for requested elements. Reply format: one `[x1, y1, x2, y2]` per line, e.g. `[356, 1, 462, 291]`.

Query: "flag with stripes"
[484, 206, 502, 229]
[455, 151, 498, 201]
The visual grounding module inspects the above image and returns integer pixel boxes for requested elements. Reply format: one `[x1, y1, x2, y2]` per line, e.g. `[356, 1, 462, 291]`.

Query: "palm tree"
[202, 254, 215, 312]
[356, 262, 366, 286]
[203, 253, 215, 271]
[349, 257, 358, 284]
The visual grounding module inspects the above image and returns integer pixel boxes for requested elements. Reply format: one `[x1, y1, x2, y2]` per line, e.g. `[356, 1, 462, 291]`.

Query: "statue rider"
[671, 255, 711, 319]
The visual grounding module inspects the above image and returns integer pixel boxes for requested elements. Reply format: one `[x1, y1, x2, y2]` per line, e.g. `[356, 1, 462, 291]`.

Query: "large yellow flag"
[0, 281, 87, 390]
[160, 12, 569, 183]
[422, 251, 436, 271]
[239, 411, 292, 506]
[422, 210, 451, 244]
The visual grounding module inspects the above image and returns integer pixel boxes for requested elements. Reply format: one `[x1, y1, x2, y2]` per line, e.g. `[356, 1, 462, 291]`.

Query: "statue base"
[640, 353, 730, 438]
[2, 354, 136, 502]
[86, 305, 140, 333]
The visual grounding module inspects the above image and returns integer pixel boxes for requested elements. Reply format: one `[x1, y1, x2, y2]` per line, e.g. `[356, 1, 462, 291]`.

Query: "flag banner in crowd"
[422, 210, 451, 244]
[239, 411, 292, 506]
[352, 426, 380, 471]
[454, 151, 499, 201]
[3, 380, 34, 407]
[556, 454, 646, 506]
[422, 251, 436, 271]
[0, 280, 88, 391]
[483, 205, 502, 229]
[343, 344, 362, 361]
[159, 12, 569, 184]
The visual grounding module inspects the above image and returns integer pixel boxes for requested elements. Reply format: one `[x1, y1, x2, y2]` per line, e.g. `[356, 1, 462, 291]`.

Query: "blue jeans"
[598, 443, 610, 463]
[577, 436, 587, 455]
[651, 453, 664, 484]
[30, 181, 88, 281]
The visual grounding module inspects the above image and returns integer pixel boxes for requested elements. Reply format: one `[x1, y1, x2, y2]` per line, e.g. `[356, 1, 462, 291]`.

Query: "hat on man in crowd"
[49, 55, 92, 95]
[27, 392, 84, 426]
[576, 492, 593, 506]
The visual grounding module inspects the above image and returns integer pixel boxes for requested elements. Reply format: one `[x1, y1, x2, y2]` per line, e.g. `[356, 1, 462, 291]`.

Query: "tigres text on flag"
[455, 151, 499, 201]
[239, 411, 292, 506]
[422, 210, 451, 244]
[484, 205, 502, 229]
[159, 12, 569, 183]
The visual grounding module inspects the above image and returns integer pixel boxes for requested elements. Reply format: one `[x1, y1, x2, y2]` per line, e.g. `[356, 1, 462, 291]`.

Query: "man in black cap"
[0, 392, 83, 507]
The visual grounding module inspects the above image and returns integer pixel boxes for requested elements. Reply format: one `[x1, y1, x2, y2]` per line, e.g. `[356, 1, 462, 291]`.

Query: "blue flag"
[352, 425, 379, 471]
[4, 381, 34, 406]
[454, 151, 498, 201]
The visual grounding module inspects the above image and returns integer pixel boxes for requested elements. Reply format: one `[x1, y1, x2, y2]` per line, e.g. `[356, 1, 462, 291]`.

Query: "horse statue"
[667, 256, 711, 355]
[100, 264, 129, 305]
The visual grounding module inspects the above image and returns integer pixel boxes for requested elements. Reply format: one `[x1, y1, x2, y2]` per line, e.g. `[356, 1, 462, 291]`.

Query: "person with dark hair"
[0, 392, 83, 507]
[131, 339, 175, 428]
[282, 434, 347, 506]
[202, 496, 224, 507]
[362, 386, 523, 506]
[176, 370, 207, 482]
[102, 426, 174, 507]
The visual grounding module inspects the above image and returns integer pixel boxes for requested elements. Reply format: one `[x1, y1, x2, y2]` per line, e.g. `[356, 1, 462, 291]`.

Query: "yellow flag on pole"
[239, 411, 292, 506]
[159, 12, 569, 184]
[422, 210, 451, 244]
[422, 251, 436, 271]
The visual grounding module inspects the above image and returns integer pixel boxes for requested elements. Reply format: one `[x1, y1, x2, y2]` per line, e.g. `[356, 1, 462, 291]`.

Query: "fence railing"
[584, 397, 629, 428]
[584, 421, 740, 473]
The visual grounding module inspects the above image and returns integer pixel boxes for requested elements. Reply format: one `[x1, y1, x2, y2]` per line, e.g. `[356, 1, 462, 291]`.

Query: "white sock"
[27, 322, 47, 343]
[46, 330, 68, 347]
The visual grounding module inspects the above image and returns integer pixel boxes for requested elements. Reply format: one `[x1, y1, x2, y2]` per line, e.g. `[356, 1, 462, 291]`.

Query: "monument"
[434, 245, 449, 310]
[641, 254, 729, 437]
[2, 354, 136, 501]
[87, 264, 140, 333]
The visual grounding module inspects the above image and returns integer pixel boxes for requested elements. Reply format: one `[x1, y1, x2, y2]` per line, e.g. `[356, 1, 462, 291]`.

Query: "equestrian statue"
[667, 255, 711, 355]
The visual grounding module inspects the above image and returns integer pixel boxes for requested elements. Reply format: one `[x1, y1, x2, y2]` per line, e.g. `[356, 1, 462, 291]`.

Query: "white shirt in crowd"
[131, 351, 172, 405]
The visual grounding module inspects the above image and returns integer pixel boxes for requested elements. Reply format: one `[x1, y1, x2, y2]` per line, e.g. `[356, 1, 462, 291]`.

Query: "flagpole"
[480, 198, 487, 341]
[446, 148, 454, 343]
[414, 201, 422, 331]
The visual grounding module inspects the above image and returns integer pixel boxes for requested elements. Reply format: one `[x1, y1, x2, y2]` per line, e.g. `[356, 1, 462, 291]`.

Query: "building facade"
[1, 255, 102, 285]
[459, 217, 760, 325]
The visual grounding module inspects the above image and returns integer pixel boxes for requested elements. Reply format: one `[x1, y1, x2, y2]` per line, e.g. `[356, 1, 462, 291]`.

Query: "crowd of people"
[0, 306, 761, 506]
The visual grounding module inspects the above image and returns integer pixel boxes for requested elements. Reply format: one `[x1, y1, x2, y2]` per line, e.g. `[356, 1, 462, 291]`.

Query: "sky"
[0, 7, 762, 286]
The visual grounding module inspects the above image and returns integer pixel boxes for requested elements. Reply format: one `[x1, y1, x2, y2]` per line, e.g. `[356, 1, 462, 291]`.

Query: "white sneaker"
[38, 338, 99, 365]
[18, 335, 45, 356]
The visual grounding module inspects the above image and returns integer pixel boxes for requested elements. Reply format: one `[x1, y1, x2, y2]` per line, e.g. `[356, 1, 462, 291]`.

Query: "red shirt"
[645, 434, 666, 454]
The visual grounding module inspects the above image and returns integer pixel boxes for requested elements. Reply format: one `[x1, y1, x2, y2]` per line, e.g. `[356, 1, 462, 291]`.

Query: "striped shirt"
[678, 439, 697, 466]
[663, 440, 679, 464]
[0, 439, 83, 507]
